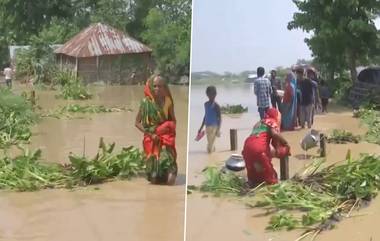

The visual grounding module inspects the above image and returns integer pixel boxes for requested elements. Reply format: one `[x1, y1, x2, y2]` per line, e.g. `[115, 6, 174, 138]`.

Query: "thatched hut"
[54, 23, 153, 84]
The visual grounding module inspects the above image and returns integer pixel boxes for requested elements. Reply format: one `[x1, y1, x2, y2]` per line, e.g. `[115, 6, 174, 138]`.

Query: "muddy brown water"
[187, 84, 380, 241]
[0, 85, 188, 241]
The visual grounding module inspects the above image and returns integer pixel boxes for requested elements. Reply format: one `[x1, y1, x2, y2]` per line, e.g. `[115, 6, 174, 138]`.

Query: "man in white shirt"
[3, 63, 13, 88]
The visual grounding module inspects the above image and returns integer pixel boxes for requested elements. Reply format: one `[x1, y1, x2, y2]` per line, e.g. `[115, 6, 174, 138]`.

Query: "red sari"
[141, 79, 177, 181]
[242, 108, 289, 185]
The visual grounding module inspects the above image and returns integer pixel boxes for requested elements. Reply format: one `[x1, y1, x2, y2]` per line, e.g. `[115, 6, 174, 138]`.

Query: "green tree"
[126, 0, 156, 38]
[142, 0, 191, 80]
[288, 0, 380, 83]
[90, 0, 130, 30]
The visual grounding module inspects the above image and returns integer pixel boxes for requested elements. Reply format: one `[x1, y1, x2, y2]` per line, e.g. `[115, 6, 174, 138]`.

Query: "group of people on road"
[255, 66, 330, 130]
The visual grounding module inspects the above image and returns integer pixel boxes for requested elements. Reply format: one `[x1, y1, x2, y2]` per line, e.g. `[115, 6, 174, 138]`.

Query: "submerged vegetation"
[55, 70, 92, 100]
[42, 104, 131, 119]
[68, 138, 145, 185]
[220, 104, 248, 114]
[0, 138, 145, 191]
[327, 129, 360, 144]
[357, 108, 380, 145]
[199, 167, 246, 195]
[0, 88, 38, 148]
[198, 153, 380, 239]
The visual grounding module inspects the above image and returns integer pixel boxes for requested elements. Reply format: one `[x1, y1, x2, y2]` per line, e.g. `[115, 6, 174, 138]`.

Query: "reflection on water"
[0, 85, 188, 241]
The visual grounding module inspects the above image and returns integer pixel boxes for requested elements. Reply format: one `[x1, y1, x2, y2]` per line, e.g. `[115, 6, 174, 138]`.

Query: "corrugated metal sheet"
[55, 23, 152, 57]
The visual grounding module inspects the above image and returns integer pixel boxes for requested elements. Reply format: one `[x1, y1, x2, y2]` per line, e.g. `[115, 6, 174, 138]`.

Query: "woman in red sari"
[242, 108, 290, 186]
[135, 75, 177, 185]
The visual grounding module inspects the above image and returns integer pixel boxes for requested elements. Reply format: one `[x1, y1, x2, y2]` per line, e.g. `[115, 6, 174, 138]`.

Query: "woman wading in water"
[135, 75, 177, 185]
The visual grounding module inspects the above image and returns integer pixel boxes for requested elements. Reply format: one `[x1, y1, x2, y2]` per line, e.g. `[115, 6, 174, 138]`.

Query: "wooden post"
[320, 133, 326, 157]
[280, 156, 289, 180]
[31, 90, 36, 106]
[96, 56, 99, 82]
[75, 57, 79, 78]
[230, 129, 237, 151]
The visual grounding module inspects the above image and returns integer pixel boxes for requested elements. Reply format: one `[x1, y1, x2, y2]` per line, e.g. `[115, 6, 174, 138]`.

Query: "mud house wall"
[119, 53, 152, 84]
[57, 53, 152, 84]
[96, 54, 152, 84]
[57, 54, 76, 71]
[77, 57, 97, 83]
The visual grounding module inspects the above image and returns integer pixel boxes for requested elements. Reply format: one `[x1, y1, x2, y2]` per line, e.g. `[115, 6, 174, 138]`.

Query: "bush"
[55, 69, 92, 100]
[331, 76, 352, 104]
[15, 47, 57, 85]
[0, 88, 38, 148]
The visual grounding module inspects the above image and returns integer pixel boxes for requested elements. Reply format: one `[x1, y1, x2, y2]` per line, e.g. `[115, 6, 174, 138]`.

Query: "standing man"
[296, 67, 314, 128]
[254, 67, 272, 119]
[306, 68, 320, 124]
[3, 63, 13, 88]
[269, 70, 281, 110]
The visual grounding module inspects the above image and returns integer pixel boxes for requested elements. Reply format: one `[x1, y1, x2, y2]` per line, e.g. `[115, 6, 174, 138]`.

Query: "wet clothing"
[203, 101, 220, 153]
[242, 108, 290, 185]
[242, 122, 278, 185]
[140, 79, 177, 182]
[204, 101, 219, 126]
[206, 126, 218, 153]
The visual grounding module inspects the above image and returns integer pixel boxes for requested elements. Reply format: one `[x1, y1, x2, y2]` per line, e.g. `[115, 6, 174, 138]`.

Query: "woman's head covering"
[286, 72, 296, 83]
[263, 108, 281, 132]
[144, 76, 155, 100]
[144, 74, 174, 105]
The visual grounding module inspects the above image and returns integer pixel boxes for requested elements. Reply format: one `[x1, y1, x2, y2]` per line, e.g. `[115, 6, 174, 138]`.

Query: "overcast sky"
[190, 0, 380, 73]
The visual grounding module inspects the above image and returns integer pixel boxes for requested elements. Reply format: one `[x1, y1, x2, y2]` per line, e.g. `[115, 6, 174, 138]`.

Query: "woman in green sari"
[135, 75, 177, 185]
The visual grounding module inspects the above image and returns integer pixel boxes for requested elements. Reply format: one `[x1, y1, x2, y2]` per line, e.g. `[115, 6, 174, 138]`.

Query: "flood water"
[187, 83, 380, 241]
[0, 85, 188, 241]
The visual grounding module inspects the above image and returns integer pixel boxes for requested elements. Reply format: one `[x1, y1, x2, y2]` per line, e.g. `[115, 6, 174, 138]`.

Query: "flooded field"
[0, 85, 188, 241]
[186, 84, 380, 241]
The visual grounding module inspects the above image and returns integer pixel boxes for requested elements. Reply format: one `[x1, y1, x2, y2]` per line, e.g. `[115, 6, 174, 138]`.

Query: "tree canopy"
[288, 0, 380, 82]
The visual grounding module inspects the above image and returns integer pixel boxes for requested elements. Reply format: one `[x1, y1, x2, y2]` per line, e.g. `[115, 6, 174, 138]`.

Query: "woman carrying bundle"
[135, 75, 177, 185]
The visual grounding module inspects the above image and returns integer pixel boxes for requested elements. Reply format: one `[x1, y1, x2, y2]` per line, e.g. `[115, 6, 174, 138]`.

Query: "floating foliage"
[0, 88, 38, 148]
[42, 104, 131, 119]
[256, 154, 380, 238]
[357, 108, 380, 145]
[220, 104, 248, 114]
[199, 167, 246, 195]
[145, 148, 176, 183]
[54, 70, 92, 100]
[327, 129, 360, 144]
[68, 138, 145, 185]
[198, 153, 380, 239]
[0, 147, 70, 191]
[0, 139, 145, 191]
